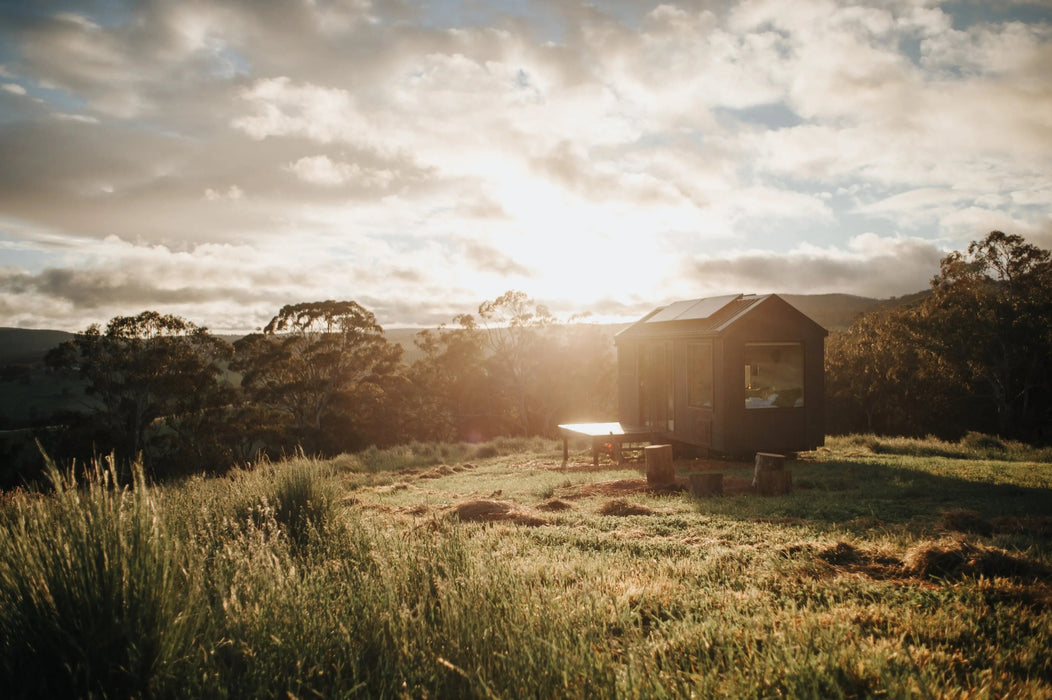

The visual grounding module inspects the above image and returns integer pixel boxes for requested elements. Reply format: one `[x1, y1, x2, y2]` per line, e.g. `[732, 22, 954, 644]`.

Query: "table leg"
[562, 435, 569, 466]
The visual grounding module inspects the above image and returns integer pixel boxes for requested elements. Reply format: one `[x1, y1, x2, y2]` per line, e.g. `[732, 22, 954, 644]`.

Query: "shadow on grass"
[694, 458, 1052, 534]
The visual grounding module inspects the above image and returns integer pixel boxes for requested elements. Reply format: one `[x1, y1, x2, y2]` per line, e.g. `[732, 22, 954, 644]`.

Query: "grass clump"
[0, 457, 198, 698]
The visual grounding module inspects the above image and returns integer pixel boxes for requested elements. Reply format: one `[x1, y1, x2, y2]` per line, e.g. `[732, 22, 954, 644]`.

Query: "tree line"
[13, 231, 1051, 484]
[37, 291, 616, 481]
[826, 231, 1052, 444]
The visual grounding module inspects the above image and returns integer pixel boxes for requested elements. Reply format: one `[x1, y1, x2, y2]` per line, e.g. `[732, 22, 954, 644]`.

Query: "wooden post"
[689, 472, 723, 497]
[645, 444, 674, 485]
[752, 452, 791, 495]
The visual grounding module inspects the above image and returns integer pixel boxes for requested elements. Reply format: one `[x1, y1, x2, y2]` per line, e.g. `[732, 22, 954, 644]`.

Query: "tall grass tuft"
[225, 456, 339, 551]
[0, 456, 198, 698]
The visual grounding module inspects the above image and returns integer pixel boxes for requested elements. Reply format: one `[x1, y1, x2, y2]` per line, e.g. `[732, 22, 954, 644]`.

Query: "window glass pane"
[687, 343, 713, 408]
[744, 343, 804, 409]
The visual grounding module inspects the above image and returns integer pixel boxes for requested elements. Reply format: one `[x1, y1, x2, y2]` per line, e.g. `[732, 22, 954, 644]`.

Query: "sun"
[488, 175, 677, 309]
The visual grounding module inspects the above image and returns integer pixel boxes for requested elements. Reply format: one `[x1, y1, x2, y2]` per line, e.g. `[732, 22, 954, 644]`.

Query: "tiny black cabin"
[615, 294, 827, 456]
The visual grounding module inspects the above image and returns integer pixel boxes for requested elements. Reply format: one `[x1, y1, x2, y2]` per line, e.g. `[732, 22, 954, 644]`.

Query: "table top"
[557, 422, 651, 438]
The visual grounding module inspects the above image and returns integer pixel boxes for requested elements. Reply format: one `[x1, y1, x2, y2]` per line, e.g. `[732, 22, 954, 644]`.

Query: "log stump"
[755, 469, 792, 496]
[752, 452, 791, 495]
[689, 472, 723, 497]
[645, 444, 674, 485]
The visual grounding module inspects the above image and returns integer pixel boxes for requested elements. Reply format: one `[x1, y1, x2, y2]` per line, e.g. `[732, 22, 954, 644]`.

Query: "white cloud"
[0, 0, 1049, 330]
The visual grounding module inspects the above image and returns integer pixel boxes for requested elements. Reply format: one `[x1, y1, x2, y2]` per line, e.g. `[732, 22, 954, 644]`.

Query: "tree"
[474, 291, 554, 436]
[825, 231, 1052, 442]
[825, 308, 970, 437]
[45, 311, 234, 473]
[409, 317, 494, 442]
[232, 300, 403, 453]
[923, 231, 1052, 439]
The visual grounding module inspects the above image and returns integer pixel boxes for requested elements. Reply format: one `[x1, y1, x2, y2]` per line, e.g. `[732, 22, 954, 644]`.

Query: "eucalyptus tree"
[921, 231, 1052, 439]
[45, 311, 234, 472]
[232, 300, 403, 452]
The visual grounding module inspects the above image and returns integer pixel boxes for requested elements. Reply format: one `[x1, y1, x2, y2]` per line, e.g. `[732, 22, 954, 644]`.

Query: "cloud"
[461, 239, 536, 277]
[680, 234, 946, 298]
[0, 0, 1049, 331]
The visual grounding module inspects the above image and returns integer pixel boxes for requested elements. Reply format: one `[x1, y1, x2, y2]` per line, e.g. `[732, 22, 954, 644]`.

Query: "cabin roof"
[616, 293, 825, 340]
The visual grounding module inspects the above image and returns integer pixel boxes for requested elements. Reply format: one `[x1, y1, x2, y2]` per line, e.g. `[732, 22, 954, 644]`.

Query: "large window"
[687, 342, 713, 408]
[744, 342, 804, 409]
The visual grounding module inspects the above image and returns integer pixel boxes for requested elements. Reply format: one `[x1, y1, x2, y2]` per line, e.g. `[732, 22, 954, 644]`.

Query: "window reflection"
[744, 343, 804, 409]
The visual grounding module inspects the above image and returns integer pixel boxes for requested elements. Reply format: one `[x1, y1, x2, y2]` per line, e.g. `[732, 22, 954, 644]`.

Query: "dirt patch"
[451, 499, 546, 527]
[598, 499, 653, 517]
[937, 509, 994, 536]
[537, 498, 573, 512]
[419, 465, 456, 479]
[571, 478, 684, 498]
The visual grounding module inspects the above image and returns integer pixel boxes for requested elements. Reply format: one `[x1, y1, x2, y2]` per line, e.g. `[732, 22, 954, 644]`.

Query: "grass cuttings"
[2, 435, 1051, 698]
[453, 499, 546, 526]
[598, 498, 654, 516]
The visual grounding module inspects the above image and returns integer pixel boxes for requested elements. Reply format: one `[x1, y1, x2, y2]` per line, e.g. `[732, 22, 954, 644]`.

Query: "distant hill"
[0, 328, 74, 366]
[781, 291, 930, 332]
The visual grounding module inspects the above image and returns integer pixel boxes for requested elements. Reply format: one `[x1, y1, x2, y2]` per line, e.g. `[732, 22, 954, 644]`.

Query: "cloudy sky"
[1, 0, 1050, 332]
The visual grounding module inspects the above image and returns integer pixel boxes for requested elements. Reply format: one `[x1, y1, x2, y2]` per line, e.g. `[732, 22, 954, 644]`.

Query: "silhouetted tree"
[409, 317, 495, 441]
[232, 300, 403, 453]
[474, 290, 553, 436]
[825, 308, 970, 437]
[45, 311, 234, 474]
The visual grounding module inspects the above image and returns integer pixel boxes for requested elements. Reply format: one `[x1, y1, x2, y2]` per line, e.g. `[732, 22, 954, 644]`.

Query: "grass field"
[2, 433, 1050, 698]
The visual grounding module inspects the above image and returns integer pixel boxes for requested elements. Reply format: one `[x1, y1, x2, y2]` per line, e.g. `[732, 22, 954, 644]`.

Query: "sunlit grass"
[2, 435, 1050, 697]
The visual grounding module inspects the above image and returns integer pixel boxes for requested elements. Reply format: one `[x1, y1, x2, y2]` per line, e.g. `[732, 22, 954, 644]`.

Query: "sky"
[0, 0, 1050, 332]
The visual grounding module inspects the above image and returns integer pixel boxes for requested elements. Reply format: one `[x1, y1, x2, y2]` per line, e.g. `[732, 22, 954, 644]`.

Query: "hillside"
[781, 291, 930, 331]
[0, 328, 74, 366]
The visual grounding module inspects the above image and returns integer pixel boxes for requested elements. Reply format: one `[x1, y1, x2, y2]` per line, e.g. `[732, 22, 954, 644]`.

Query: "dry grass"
[598, 499, 653, 517]
[903, 539, 1051, 581]
[536, 498, 573, 512]
[451, 499, 546, 527]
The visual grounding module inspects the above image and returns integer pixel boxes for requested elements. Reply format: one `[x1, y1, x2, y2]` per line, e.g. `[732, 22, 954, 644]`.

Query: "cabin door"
[639, 341, 674, 432]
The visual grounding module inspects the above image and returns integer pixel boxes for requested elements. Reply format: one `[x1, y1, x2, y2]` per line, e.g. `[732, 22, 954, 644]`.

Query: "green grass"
[2, 433, 1051, 697]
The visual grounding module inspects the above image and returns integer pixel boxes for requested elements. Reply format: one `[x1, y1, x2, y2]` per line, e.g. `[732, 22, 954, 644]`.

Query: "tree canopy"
[232, 300, 403, 453]
[826, 231, 1052, 443]
[45, 311, 234, 474]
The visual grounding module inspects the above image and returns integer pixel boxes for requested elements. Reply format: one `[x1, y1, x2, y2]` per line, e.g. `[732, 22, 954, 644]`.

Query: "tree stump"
[645, 444, 674, 485]
[689, 472, 723, 497]
[752, 452, 791, 495]
[755, 469, 792, 496]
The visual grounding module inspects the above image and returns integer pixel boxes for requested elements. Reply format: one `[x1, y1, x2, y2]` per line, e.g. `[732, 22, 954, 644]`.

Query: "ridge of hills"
[0, 291, 929, 368]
